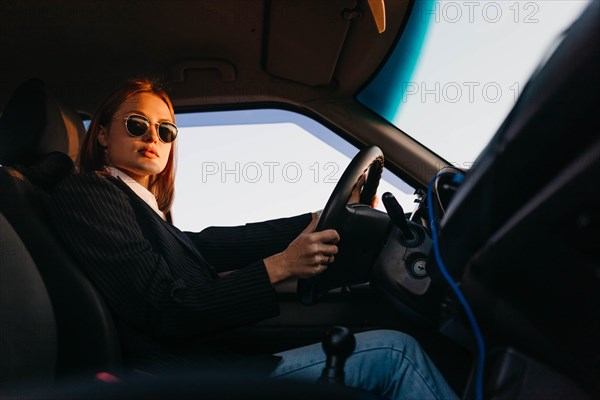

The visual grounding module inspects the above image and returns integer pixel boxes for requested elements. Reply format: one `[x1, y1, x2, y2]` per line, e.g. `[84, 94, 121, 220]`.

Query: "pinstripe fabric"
[50, 172, 311, 370]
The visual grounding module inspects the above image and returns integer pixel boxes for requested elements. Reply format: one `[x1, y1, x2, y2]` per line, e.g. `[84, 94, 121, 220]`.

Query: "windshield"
[358, 0, 591, 168]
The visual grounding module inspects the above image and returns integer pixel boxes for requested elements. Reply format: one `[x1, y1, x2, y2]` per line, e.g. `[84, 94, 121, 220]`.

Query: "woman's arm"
[184, 213, 312, 273]
[50, 173, 280, 338]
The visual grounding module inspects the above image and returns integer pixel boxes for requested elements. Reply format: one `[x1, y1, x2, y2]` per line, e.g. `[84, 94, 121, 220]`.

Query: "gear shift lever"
[319, 326, 356, 386]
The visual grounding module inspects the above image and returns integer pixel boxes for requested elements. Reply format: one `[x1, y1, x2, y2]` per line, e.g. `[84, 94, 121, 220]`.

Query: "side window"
[171, 109, 415, 231]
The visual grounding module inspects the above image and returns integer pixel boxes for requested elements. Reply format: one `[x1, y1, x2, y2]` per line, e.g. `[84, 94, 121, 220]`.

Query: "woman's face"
[98, 92, 174, 188]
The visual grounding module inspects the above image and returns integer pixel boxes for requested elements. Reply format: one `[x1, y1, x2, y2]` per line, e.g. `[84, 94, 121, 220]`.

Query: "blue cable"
[427, 173, 485, 400]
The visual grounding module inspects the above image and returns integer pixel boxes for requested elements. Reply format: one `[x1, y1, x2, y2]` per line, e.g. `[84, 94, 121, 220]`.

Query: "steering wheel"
[297, 146, 386, 305]
[315, 146, 383, 232]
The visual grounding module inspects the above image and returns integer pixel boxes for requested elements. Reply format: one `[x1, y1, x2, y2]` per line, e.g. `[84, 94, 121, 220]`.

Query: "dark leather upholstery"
[0, 212, 57, 386]
[0, 166, 122, 379]
[0, 78, 85, 166]
[0, 79, 122, 381]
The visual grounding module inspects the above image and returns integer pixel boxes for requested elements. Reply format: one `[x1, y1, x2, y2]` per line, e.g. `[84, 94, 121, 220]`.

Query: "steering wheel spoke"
[298, 146, 389, 305]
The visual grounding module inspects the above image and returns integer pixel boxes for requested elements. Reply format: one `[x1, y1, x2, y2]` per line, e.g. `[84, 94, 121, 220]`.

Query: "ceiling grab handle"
[170, 60, 237, 83]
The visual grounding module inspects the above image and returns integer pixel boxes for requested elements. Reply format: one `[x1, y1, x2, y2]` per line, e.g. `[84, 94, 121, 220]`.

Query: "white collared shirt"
[105, 167, 165, 220]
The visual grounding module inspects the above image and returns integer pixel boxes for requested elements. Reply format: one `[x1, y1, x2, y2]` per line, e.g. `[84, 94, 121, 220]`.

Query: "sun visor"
[265, 0, 358, 86]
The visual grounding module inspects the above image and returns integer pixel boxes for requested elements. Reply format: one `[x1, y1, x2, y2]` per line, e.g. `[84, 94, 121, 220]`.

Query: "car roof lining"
[0, 0, 411, 112]
[1, 0, 445, 188]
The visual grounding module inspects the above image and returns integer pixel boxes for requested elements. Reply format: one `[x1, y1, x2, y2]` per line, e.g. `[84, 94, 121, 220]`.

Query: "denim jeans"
[271, 330, 458, 400]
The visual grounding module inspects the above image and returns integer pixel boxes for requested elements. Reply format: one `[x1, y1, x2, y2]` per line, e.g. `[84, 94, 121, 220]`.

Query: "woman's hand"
[265, 172, 378, 284]
[264, 215, 340, 284]
[348, 173, 379, 207]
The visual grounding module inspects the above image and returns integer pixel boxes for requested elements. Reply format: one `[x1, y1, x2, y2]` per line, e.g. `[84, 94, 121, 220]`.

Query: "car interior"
[0, 1, 598, 399]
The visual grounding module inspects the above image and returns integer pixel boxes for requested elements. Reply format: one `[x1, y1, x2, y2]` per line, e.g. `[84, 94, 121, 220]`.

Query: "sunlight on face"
[98, 93, 174, 187]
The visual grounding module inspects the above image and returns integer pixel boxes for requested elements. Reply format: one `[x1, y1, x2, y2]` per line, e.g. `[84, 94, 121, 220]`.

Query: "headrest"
[0, 78, 85, 166]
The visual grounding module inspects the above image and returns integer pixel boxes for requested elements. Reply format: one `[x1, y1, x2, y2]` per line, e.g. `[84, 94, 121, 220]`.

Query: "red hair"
[79, 78, 177, 212]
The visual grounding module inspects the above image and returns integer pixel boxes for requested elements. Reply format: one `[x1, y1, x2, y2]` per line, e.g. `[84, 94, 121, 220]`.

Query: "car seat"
[0, 212, 57, 387]
[0, 79, 121, 384]
[0, 78, 84, 167]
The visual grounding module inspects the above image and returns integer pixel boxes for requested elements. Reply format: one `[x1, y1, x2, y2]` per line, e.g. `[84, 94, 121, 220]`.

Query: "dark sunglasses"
[120, 113, 178, 143]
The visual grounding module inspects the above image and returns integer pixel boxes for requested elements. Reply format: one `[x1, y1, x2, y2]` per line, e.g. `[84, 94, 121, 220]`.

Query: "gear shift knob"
[319, 326, 356, 385]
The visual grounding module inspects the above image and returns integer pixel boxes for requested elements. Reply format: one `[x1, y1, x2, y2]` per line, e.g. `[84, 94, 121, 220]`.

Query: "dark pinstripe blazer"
[50, 172, 311, 370]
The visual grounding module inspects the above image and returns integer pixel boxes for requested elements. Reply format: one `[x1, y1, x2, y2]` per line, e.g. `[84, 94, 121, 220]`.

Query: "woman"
[50, 79, 457, 399]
